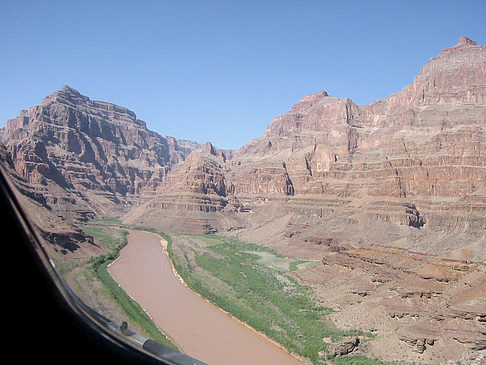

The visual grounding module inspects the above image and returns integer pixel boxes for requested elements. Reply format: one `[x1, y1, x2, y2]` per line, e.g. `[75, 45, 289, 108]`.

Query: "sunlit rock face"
[123, 38, 486, 364]
[130, 37, 486, 239]
[1, 37, 485, 364]
[0, 85, 200, 219]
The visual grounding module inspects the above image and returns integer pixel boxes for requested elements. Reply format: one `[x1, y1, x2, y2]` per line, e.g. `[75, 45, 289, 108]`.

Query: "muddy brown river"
[108, 230, 304, 365]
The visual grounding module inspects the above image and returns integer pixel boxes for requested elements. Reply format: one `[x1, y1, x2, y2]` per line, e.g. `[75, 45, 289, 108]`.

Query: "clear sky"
[1, 1, 485, 149]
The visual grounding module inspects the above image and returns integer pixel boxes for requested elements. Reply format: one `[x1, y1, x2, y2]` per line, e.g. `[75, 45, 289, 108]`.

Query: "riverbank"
[74, 221, 387, 364]
[108, 229, 305, 365]
[78, 224, 177, 349]
[161, 232, 309, 363]
[166, 233, 366, 363]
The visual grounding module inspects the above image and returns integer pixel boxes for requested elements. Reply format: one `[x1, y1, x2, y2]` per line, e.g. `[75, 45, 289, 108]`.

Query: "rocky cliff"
[122, 37, 486, 363]
[0, 85, 201, 220]
[128, 37, 486, 252]
[1, 36, 485, 364]
[0, 144, 102, 259]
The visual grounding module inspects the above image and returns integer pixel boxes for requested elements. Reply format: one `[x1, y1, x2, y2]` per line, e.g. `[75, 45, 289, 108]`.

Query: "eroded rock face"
[1, 36, 486, 364]
[289, 244, 486, 363]
[122, 38, 486, 363]
[0, 144, 101, 259]
[128, 37, 486, 247]
[0, 85, 200, 219]
[326, 337, 360, 356]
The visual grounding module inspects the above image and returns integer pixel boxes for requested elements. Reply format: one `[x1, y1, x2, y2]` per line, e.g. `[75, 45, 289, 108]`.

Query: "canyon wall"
[1, 36, 485, 364]
[127, 37, 486, 258]
[0, 85, 201, 220]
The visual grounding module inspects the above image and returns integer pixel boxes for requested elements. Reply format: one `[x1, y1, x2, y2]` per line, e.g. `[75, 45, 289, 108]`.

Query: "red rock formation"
[121, 39, 486, 363]
[0, 144, 101, 258]
[1, 85, 200, 219]
[124, 38, 486, 249]
[1, 36, 485, 364]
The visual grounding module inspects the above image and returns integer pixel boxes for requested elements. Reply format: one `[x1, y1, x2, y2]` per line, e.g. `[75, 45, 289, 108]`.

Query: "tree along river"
[108, 230, 304, 365]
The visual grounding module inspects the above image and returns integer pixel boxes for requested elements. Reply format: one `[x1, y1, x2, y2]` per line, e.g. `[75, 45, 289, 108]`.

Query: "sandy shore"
[108, 229, 304, 365]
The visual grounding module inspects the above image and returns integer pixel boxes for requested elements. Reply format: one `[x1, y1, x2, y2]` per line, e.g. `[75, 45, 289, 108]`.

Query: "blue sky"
[1, 1, 485, 149]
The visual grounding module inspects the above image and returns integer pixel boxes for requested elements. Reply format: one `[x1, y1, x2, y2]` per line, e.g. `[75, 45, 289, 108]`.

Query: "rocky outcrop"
[0, 144, 102, 259]
[326, 337, 360, 356]
[124, 141, 247, 234]
[1, 36, 485, 364]
[129, 38, 486, 253]
[0, 85, 200, 220]
[261, 91, 361, 137]
[237, 36, 486, 201]
[291, 244, 486, 363]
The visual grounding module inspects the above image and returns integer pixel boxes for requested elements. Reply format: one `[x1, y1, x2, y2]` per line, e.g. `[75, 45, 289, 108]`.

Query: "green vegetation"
[163, 233, 371, 364]
[81, 224, 126, 251]
[87, 217, 124, 226]
[245, 250, 318, 272]
[76, 221, 177, 350]
[71, 220, 388, 364]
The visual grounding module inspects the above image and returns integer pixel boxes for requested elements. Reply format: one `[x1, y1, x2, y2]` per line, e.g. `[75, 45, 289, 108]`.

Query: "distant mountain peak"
[435, 35, 481, 59]
[53, 84, 84, 97]
[41, 84, 88, 106]
[299, 90, 329, 103]
[457, 36, 477, 46]
[59, 84, 80, 93]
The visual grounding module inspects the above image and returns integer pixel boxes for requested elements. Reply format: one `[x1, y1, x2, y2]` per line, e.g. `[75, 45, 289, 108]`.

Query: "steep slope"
[0, 85, 201, 220]
[1, 36, 485, 364]
[125, 141, 246, 233]
[128, 36, 486, 254]
[124, 37, 486, 363]
[0, 144, 102, 259]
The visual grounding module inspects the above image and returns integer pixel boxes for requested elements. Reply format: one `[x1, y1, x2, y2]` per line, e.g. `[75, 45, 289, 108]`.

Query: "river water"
[108, 230, 304, 365]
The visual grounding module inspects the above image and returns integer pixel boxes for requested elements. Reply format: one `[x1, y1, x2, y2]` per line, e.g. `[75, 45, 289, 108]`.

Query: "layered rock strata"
[128, 37, 486, 252]
[0, 144, 101, 259]
[122, 37, 486, 363]
[290, 244, 486, 364]
[0, 85, 200, 220]
[1, 36, 485, 364]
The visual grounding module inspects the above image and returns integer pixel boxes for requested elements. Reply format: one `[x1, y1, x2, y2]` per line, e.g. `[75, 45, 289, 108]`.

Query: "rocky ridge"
[0, 85, 201, 221]
[1, 37, 485, 363]
[128, 37, 486, 252]
[122, 36, 486, 363]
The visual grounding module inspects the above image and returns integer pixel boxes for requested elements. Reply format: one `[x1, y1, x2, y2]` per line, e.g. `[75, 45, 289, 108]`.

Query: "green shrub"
[84, 225, 177, 350]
